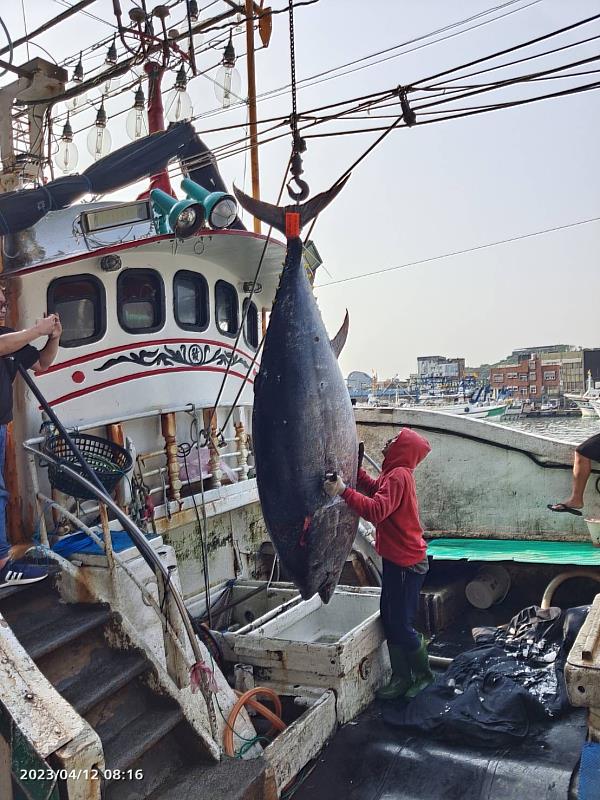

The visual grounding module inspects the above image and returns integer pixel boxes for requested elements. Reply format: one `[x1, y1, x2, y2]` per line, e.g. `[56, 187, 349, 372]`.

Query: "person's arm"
[357, 467, 378, 496]
[342, 471, 405, 525]
[0, 316, 57, 357]
[33, 316, 62, 372]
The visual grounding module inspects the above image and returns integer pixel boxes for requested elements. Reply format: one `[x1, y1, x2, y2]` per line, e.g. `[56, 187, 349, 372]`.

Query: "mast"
[245, 0, 261, 234]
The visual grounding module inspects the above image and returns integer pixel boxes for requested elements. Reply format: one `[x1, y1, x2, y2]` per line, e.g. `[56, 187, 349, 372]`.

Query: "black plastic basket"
[43, 433, 133, 501]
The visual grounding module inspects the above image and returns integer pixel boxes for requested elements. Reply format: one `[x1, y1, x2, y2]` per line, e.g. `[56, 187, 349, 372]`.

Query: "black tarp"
[0, 122, 198, 236]
[383, 605, 589, 747]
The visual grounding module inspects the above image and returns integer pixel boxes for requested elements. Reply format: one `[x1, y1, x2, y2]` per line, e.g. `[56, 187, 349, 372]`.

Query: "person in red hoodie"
[324, 427, 433, 701]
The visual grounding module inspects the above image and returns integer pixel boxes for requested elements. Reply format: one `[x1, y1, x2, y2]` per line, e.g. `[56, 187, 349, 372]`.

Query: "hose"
[224, 687, 286, 756]
[541, 569, 600, 609]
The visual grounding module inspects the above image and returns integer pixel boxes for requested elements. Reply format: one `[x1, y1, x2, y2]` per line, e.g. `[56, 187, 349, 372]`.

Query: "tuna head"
[235, 180, 358, 603]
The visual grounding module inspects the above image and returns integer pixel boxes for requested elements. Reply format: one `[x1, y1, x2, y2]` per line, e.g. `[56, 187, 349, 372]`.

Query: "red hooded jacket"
[341, 428, 431, 567]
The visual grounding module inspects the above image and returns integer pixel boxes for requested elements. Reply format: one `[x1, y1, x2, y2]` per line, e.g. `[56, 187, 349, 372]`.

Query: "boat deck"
[293, 700, 585, 800]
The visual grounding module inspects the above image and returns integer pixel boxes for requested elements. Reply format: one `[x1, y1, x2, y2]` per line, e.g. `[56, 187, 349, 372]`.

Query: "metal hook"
[287, 175, 309, 202]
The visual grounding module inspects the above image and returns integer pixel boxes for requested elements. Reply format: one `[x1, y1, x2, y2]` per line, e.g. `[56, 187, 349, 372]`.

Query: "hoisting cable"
[286, 0, 309, 202]
[207, 156, 291, 440]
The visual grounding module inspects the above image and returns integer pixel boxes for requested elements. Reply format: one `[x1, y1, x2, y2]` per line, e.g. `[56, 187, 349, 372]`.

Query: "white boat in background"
[565, 372, 600, 418]
[433, 400, 507, 419]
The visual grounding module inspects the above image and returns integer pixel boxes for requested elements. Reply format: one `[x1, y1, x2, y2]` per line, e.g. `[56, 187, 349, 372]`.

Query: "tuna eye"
[314, 336, 319, 342]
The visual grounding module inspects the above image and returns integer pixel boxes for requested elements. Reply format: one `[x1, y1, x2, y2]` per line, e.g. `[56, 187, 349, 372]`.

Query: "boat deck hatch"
[428, 537, 600, 565]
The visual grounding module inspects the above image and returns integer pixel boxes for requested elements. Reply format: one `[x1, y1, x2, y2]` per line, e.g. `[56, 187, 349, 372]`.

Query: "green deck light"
[181, 178, 238, 230]
[150, 188, 205, 238]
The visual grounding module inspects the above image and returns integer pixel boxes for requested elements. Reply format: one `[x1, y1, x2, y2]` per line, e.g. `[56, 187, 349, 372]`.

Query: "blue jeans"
[380, 557, 426, 652]
[0, 425, 9, 560]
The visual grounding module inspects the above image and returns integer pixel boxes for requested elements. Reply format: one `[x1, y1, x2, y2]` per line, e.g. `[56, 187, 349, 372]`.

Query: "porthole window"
[243, 299, 259, 350]
[215, 280, 239, 337]
[117, 269, 164, 333]
[47, 275, 105, 347]
[174, 270, 209, 331]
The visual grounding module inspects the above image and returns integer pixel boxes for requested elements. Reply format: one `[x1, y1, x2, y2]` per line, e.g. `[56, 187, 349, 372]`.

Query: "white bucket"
[465, 565, 511, 610]
[585, 518, 600, 547]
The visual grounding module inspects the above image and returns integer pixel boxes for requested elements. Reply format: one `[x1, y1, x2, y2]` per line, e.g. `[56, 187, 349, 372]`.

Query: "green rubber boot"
[405, 634, 434, 699]
[376, 643, 412, 701]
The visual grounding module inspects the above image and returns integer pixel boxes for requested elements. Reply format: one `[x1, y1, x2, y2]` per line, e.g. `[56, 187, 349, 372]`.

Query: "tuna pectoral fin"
[233, 175, 350, 237]
[330, 310, 349, 358]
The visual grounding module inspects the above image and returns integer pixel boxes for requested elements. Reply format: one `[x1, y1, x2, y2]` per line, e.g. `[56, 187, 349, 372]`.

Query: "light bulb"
[126, 85, 149, 140]
[65, 91, 88, 111]
[86, 102, 111, 160]
[214, 65, 241, 108]
[73, 52, 84, 82]
[54, 115, 79, 174]
[55, 139, 79, 174]
[126, 106, 149, 139]
[103, 73, 121, 95]
[165, 66, 193, 123]
[87, 125, 112, 160]
[164, 87, 193, 122]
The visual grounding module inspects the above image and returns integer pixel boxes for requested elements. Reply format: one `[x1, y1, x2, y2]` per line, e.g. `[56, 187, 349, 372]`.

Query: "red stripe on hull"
[45, 365, 255, 407]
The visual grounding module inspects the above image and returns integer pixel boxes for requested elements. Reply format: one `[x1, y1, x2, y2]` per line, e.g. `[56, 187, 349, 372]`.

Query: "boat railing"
[22, 440, 220, 742]
[23, 402, 254, 528]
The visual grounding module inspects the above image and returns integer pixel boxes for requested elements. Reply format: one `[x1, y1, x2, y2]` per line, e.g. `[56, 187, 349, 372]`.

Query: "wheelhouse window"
[47, 275, 105, 347]
[243, 299, 259, 350]
[215, 280, 239, 337]
[174, 270, 209, 331]
[117, 269, 164, 333]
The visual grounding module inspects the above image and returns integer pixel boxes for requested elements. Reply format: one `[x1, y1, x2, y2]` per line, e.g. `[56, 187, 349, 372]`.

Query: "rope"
[207, 157, 291, 440]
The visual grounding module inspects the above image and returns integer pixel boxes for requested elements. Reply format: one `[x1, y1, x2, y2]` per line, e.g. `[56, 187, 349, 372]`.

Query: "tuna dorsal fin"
[233, 175, 351, 238]
[330, 310, 349, 359]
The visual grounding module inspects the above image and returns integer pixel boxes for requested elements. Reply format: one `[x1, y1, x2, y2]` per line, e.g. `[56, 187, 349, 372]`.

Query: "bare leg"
[558, 452, 592, 509]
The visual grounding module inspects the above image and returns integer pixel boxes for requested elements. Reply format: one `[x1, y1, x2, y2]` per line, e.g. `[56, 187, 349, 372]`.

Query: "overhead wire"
[316, 215, 600, 289]
[186, 0, 546, 125]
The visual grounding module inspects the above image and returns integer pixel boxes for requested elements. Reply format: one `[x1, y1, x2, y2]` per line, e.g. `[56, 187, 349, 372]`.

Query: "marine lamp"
[181, 177, 238, 229]
[126, 84, 149, 140]
[73, 52, 84, 82]
[150, 188, 205, 238]
[55, 114, 79, 174]
[165, 65, 193, 123]
[105, 36, 118, 65]
[86, 99, 112, 160]
[215, 32, 241, 108]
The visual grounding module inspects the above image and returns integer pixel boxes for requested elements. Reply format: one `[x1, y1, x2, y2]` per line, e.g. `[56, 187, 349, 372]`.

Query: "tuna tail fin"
[233, 175, 350, 237]
[330, 310, 349, 359]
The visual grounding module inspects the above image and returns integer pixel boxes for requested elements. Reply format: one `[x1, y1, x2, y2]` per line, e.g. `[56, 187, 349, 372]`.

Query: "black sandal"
[547, 503, 583, 517]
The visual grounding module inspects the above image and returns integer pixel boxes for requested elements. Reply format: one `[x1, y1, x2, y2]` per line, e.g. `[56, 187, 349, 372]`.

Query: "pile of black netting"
[382, 605, 589, 747]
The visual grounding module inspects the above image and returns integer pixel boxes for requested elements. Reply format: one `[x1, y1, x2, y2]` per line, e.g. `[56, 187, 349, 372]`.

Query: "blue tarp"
[52, 530, 137, 557]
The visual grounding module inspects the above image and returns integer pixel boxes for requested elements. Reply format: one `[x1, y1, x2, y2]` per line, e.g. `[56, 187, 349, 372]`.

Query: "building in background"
[346, 371, 372, 402]
[417, 355, 465, 380]
[490, 353, 561, 400]
[583, 349, 600, 388]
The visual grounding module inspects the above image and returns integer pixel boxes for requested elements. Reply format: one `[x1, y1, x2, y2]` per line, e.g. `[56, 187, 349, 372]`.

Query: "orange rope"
[224, 686, 286, 756]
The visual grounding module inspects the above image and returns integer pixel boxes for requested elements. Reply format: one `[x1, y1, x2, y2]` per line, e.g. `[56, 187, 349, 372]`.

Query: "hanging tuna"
[234, 179, 358, 602]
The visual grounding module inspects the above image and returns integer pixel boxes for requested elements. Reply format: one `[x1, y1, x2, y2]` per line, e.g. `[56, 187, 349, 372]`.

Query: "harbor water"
[497, 415, 598, 445]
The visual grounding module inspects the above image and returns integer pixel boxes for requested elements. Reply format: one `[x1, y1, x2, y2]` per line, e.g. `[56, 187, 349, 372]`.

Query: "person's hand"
[50, 314, 62, 341]
[34, 315, 56, 337]
[323, 475, 346, 497]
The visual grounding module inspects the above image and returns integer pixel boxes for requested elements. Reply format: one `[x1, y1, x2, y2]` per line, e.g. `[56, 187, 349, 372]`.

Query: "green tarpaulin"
[427, 538, 600, 566]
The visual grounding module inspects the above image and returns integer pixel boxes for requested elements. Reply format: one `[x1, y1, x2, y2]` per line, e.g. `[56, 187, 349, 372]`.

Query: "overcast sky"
[1, 1, 598, 379]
